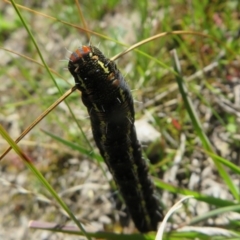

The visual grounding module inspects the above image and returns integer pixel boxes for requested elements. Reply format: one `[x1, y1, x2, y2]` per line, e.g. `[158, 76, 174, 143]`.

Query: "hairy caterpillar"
[68, 45, 163, 232]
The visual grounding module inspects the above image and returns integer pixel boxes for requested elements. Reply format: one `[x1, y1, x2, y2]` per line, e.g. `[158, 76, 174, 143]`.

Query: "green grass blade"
[171, 50, 239, 200]
[190, 205, 240, 225]
[204, 151, 240, 176]
[42, 129, 103, 162]
[155, 178, 236, 207]
[0, 124, 91, 240]
[10, 0, 57, 91]
[10, 0, 92, 151]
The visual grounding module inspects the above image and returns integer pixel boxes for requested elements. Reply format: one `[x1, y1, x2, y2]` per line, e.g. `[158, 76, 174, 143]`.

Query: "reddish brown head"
[69, 45, 91, 63]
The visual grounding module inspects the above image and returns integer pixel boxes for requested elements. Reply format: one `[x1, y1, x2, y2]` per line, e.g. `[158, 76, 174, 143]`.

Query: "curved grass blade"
[156, 196, 193, 240]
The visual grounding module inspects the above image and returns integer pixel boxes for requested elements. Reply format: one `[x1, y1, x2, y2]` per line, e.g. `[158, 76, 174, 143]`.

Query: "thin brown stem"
[0, 86, 77, 161]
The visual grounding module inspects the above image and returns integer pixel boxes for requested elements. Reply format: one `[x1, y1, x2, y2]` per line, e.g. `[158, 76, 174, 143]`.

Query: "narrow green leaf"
[0, 124, 91, 240]
[42, 129, 103, 163]
[155, 178, 236, 207]
[171, 50, 239, 200]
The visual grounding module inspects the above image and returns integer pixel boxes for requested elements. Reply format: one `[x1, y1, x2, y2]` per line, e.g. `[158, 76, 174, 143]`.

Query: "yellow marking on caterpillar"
[101, 133, 107, 142]
[128, 149, 152, 229]
[97, 60, 110, 74]
[119, 88, 126, 101]
[94, 105, 152, 230]
[115, 101, 151, 228]
[99, 122, 107, 141]
[92, 103, 100, 112]
[98, 121, 111, 167]
[76, 74, 87, 91]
